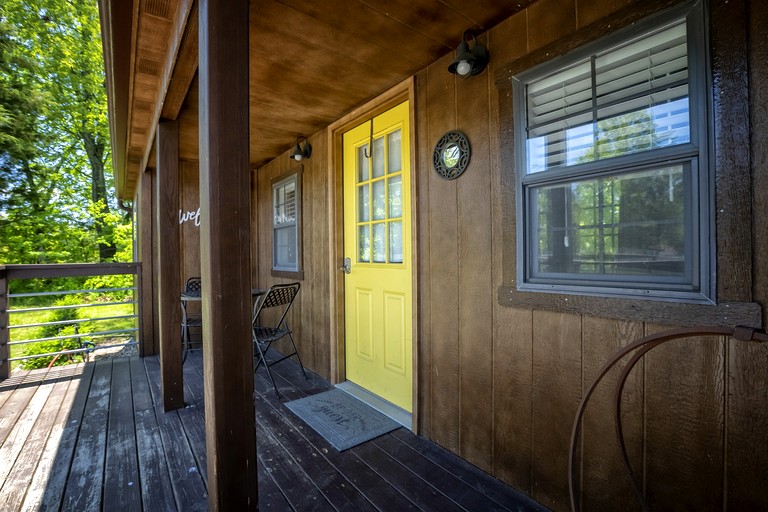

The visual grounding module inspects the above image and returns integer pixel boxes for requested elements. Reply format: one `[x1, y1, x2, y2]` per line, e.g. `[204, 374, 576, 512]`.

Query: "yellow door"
[343, 101, 412, 412]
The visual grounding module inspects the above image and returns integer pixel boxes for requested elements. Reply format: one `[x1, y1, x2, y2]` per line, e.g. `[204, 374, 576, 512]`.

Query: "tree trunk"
[82, 131, 116, 261]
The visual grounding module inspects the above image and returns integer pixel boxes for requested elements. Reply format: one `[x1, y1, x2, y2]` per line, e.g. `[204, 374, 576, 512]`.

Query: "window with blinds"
[513, 2, 712, 302]
[525, 20, 690, 173]
[272, 174, 300, 272]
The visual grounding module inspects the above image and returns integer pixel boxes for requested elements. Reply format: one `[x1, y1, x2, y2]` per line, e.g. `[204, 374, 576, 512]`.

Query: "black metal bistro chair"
[252, 282, 308, 397]
[180, 277, 202, 362]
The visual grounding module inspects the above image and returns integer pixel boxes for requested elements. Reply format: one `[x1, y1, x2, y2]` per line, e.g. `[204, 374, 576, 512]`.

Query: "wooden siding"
[413, 1, 768, 511]
[236, 0, 768, 510]
[179, 161, 201, 282]
[251, 133, 332, 380]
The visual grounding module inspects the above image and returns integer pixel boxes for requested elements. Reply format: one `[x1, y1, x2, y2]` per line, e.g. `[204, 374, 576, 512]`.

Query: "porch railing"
[0, 263, 141, 379]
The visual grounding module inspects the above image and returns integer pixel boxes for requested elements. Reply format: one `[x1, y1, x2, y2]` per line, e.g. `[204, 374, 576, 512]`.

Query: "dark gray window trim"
[514, 2, 711, 302]
[271, 165, 304, 280]
[493, 0, 761, 328]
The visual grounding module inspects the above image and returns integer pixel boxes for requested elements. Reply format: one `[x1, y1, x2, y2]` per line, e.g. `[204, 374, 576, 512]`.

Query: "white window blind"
[525, 20, 690, 173]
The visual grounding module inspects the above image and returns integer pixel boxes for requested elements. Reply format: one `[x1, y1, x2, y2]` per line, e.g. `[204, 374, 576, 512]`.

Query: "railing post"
[0, 266, 9, 379]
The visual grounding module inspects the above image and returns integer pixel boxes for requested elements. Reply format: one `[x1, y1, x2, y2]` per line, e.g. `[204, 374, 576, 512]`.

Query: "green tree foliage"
[0, 0, 127, 266]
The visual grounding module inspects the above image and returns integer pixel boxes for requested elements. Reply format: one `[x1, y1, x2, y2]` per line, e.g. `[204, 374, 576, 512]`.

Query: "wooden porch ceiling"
[100, 0, 537, 199]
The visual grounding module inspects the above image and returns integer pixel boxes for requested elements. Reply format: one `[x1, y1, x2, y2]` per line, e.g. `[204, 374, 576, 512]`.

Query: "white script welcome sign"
[179, 207, 201, 227]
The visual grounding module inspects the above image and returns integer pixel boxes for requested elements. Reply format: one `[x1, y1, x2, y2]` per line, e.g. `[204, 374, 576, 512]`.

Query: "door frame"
[326, 78, 419, 431]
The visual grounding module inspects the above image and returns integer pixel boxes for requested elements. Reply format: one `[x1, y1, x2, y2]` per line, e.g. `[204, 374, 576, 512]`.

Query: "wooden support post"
[156, 120, 183, 412]
[0, 266, 8, 379]
[137, 172, 156, 356]
[199, 0, 257, 509]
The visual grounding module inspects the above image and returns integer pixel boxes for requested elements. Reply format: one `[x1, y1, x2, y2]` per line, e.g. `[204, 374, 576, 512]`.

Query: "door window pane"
[372, 223, 386, 262]
[372, 180, 386, 220]
[389, 221, 403, 263]
[372, 137, 385, 178]
[359, 225, 371, 262]
[388, 175, 402, 218]
[358, 145, 369, 182]
[358, 185, 370, 222]
[388, 129, 402, 174]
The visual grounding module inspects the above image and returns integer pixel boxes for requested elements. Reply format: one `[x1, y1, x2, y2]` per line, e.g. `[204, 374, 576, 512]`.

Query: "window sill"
[498, 284, 762, 328]
[271, 269, 304, 280]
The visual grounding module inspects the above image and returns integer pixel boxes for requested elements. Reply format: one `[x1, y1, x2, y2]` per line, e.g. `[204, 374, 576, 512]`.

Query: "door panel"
[343, 101, 412, 412]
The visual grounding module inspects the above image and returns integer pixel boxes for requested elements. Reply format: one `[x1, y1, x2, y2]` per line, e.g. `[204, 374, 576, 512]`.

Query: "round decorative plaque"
[433, 131, 470, 180]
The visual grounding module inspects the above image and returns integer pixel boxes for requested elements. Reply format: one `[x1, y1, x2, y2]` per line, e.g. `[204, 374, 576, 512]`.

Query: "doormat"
[284, 388, 400, 451]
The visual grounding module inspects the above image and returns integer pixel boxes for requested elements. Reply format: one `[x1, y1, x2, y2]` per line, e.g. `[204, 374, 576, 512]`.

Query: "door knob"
[340, 257, 351, 274]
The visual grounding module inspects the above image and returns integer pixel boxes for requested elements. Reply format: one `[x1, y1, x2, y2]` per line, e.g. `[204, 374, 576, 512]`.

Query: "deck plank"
[0, 374, 71, 511]
[371, 434, 512, 512]
[255, 414, 332, 510]
[104, 358, 141, 511]
[0, 369, 30, 412]
[261, 353, 546, 511]
[389, 429, 549, 512]
[19, 364, 90, 512]
[0, 369, 56, 490]
[143, 356, 208, 511]
[179, 356, 208, 485]
[263, 357, 485, 511]
[0, 373, 40, 447]
[254, 393, 377, 511]
[257, 457, 292, 510]
[254, 372, 418, 512]
[351, 441, 465, 511]
[0, 353, 547, 512]
[61, 359, 113, 511]
[130, 357, 178, 512]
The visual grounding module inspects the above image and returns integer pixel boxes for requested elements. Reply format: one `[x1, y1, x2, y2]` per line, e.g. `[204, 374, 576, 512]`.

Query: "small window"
[272, 170, 302, 277]
[513, 2, 711, 302]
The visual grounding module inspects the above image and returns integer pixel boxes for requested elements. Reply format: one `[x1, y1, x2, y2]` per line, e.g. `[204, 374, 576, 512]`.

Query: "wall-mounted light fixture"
[289, 136, 312, 161]
[448, 29, 489, 78]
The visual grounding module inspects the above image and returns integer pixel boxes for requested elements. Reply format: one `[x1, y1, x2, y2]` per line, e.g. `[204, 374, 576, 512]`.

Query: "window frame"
[512, 1, 714, 303]
[271, 166, 304, 280]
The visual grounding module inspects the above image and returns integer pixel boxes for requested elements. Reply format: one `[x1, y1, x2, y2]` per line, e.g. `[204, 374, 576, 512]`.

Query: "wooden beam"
[97, 0, 137, 200]
[199, 0, 257, 509]
[139, 0, 196, 178]
[0, 263, 138, 279]
[156, 120, 184, 412]
[162, 2, 199, 120]
[137, 172, 156, 356]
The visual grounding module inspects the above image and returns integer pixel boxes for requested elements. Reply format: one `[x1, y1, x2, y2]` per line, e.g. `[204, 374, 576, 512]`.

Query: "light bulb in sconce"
[456, 60, 472, 76]
[448, 29, 489, 78]
[289, 136, 312, 161]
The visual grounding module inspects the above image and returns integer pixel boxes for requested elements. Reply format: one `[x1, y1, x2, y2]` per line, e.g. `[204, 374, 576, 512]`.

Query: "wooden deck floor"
[0, 352, 548, 511]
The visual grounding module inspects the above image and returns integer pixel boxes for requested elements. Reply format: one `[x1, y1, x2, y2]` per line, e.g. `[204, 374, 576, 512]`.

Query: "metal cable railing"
[0, 263, 141, 376]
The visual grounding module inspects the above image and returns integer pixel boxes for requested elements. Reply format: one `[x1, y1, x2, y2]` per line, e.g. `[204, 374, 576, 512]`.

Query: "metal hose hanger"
[364, 119, 374, 158]
[568, 325, 768, 512]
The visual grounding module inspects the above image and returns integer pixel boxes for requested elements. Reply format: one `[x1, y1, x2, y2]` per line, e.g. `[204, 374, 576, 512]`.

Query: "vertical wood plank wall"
[234, 0, 768, 510]
[251, 134, 331, 378]
[179, 161, 201, 282]
[410, 1, 768, 510]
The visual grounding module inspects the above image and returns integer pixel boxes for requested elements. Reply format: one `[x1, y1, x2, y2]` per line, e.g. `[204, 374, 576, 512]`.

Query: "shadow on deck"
[0, 352, 548, 511]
